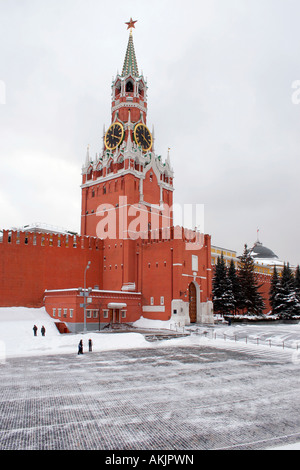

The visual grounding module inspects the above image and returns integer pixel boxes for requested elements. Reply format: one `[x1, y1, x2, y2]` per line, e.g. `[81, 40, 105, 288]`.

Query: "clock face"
[134, 123, 152, 152]
[105, 122, 124, 150]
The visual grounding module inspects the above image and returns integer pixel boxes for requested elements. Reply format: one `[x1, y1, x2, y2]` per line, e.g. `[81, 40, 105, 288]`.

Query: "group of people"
[33, 324, 93, 355]
[33, 325, 46, 336]
[78, 338, 93, 355]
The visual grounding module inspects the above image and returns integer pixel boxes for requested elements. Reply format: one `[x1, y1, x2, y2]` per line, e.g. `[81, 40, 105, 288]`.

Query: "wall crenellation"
[0, 230, 102, 251]
[141, 226, 205, 246]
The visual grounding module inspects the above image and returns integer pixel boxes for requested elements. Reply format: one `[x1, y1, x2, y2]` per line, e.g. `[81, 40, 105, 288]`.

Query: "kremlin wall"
[0, 229, 103, 309]
[0, 222, 281, 332]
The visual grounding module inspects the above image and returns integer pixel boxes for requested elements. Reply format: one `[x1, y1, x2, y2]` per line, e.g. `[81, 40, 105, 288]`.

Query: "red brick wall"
[140, 229, 212, 320]
[81, 165, 174, 239]
[0, 230, 103, 308]
[81, 173, 142, 238]
[257, 272, 272, 313]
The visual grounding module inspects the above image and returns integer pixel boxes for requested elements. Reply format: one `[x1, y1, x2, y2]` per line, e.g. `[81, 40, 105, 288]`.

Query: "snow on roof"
[8, 223, 78, 236]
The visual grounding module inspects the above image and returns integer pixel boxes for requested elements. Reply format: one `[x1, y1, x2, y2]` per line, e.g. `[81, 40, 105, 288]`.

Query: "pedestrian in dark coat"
[41, 326, 46, 336]
[78, 339, 83, 355]
[88, 338, 92, 352]
[33, 325, 38, 336]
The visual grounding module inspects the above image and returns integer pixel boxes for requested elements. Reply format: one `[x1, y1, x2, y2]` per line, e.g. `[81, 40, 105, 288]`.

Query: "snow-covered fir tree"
[269, 266, 281, 315]
[228, 259, 241, 313]
[212, 253, 235, 316]
[238, 244, 265, 316]
[294, 265, 300, 302]
[275, 263, 300, 319]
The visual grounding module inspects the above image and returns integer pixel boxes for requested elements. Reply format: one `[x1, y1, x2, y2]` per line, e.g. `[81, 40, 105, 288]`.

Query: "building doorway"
[109, 309, 120, 324]
[189, 282, 197, 323]
[107, 302, 127, 324]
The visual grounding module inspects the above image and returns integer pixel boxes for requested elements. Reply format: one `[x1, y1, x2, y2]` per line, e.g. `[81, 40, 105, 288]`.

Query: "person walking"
[41, 326, 46, 336]
[88, 338, 93, 352]
[78, 339, 83, 355]
[33, 325, 38, 336]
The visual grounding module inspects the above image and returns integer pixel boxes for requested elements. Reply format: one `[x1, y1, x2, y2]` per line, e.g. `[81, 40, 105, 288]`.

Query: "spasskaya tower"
[78, 19, 213, 325]
[81, 18, 174, 239]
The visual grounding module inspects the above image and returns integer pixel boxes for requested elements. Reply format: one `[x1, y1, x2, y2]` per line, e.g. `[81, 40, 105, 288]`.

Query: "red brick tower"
[81, 20, 175, 293]
[81, 22, 174, 240]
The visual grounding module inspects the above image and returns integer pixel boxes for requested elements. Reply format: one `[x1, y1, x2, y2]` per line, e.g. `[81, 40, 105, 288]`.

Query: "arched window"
[117, 155, 124, 170]
[107, 160, 113, 174]
[87, 167, 93, 180]
[126, 80, 134, 93]
[115, 82, 121, 99]
[138, 84, 144, 98]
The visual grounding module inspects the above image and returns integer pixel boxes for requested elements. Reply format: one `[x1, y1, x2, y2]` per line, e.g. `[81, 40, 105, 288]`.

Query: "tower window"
[139, 85, 144, 98]
[126, 81, 134, 93]
[115, 83, 121, 98]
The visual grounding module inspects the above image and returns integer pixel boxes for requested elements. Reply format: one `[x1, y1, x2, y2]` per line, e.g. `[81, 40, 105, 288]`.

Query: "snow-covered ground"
[0, 307, 152, 359]
[1, 307, 300, 450]
[2, 307, 300, 359]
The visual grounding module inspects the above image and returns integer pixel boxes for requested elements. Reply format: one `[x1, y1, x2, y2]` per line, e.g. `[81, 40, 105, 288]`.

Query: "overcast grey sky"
[1, 0, 300, 264]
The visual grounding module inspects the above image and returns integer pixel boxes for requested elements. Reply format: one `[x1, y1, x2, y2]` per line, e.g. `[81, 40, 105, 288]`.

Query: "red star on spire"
[125, 18, 138, 30]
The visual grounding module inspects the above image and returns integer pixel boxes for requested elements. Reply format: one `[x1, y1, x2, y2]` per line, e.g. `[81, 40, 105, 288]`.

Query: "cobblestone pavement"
[1, 344, 300, 450]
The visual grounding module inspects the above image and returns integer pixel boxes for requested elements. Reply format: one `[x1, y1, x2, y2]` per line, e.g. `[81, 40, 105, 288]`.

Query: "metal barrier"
[193, 329, 299, 351]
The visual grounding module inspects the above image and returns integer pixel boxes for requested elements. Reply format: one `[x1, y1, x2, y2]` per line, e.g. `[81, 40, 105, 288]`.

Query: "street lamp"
[83, 261, 91, 333]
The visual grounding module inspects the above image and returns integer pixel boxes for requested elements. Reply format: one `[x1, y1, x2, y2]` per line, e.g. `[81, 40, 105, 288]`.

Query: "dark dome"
[250, 241, 278, 260]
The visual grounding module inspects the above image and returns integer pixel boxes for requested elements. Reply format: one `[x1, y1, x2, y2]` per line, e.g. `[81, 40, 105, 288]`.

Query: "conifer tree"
[294, 265, 300, 302]
[212, 253, 235, 316]
[276, 263, 300, 319]
[269, 266, 281, 315]
[275, 263, 293, 317]
[238, 244, 265, 315]
[228, 259, 241, 313]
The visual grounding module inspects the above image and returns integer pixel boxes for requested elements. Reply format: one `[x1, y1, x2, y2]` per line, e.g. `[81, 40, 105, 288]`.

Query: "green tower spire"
[122, 23, 139, 77]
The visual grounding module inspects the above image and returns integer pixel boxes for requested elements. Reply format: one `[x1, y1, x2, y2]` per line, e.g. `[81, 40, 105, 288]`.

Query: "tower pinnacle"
[122, 19, 139, 77]
[125, 17, 137, 31]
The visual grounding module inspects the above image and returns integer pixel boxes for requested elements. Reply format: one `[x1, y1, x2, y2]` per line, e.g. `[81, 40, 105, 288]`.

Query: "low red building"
[44, 288, 142, 333]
